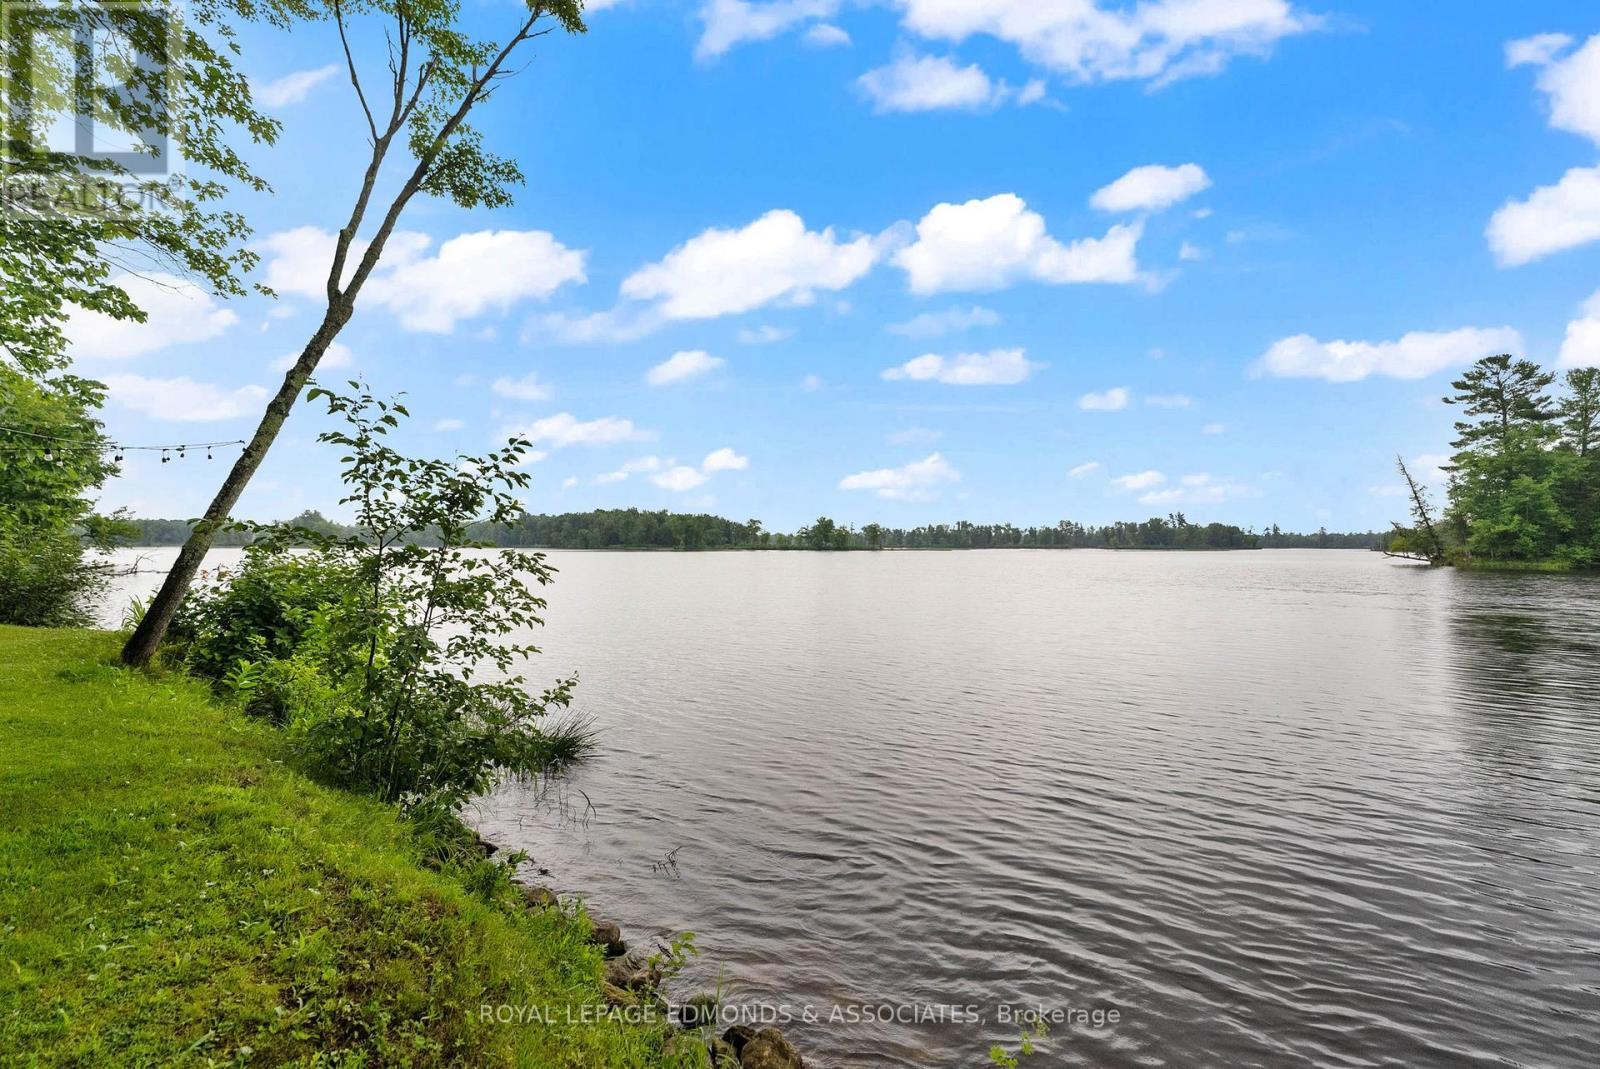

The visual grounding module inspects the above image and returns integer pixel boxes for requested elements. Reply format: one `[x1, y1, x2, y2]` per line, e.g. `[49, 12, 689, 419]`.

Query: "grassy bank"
[0, 626, 689, 1067]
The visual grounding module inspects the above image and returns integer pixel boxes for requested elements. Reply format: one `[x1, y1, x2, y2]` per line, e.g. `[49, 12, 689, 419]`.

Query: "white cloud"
[857, 53, 1008, 113]
[1079, 386, 1130, 411]
[1201, 422, 1227, 435]
[801, 373, 826, 391]
[696, 0, 839, 60]
[895, 0, 1317, 88]
[1138, 472, 1257, 506]
[804, 22, 851, 48]
[534, 306, 666, 345]
[702, 447, 750, 472]
[621, 209, 882, 319]
[1178, 241, 1207, 261]
[508, 413, 654, 448]
[67, 273, 238, 359]
[652, 465, 709, 492]
[1487, 165, 1600, 266]
[433, 418, 464, 432]
[839, 451, 960, 500]
[737, 324, 793, 344]
[366, 230, 586, 333]
[261, 227, 586, 331]
[882, 347, 1038, 385]
[1068, 460, 1101, 478]
[255, 64, 340, 107]
[104, 374, 267, 422]
[647, 349, 727, 386]
[1559, 291, 1600, 369]
[894, 193, 1142, 293]
[887, 305, 1000, 337]
[492, 373, 554, 401]
[1112, 469, 1165, 491]
[270, 341, 352, 374]
[594, 455, 667, 484]
[1490, 36, 1600, 265]
[1507, 33, 1574, 69]
[1090, 163, 1211, 213]
[1256, 326, 1522, 382]
[1144, 393, 1192, 408]
[561, 476, 579, 490]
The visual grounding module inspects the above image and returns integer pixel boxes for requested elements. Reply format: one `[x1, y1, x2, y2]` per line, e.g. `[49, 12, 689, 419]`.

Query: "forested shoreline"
[124, 509, 1387, 552]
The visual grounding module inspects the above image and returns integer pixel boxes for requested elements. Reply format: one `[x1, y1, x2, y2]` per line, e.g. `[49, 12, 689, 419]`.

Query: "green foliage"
[0, 626, 698, 1066]
[0, 1, 277, 377]
[183, 383, 589, 815]
[1408, 354, 1600, 568]
[0, 365, 130, 624]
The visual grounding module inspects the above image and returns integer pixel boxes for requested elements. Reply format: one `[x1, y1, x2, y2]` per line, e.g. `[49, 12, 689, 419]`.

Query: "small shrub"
[0, 521, 107, 628]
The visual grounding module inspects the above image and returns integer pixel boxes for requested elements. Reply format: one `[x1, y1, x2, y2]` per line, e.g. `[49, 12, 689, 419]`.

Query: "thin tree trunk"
[120, 310, 349, 666]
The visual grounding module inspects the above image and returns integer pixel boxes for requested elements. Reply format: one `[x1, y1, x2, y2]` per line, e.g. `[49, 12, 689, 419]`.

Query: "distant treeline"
[126, 509, 1386, 552]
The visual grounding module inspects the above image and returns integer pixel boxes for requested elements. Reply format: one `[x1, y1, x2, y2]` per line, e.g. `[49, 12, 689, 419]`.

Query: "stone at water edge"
[739, 1027, 804, 1069]
[603, 949, 661, 993]
[708, 1035, 739, 1067]
[521, 884, 559, 910]
[677, 992, 720, 1029]
[722, 1025, 756, 1056]
[588, 919, 627, 958]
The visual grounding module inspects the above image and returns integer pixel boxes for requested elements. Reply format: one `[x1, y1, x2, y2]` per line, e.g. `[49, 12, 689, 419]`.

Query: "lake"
[107, 548, 1600, 1067]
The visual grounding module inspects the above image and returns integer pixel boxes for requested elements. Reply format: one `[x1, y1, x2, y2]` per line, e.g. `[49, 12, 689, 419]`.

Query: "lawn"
[0, 626, 693, 1067]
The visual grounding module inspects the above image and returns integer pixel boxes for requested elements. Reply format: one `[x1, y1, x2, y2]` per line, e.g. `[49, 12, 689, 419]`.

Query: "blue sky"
[72, 0, 1600, 532]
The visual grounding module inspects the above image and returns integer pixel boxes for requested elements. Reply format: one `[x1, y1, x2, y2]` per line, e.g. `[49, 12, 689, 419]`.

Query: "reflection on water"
[106, 550, 1600, 1068]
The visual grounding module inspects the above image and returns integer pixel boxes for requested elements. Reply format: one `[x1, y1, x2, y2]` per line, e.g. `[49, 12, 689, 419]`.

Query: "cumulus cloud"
[893, 193, 1142, 293]
[1558, 291, 1600, 369]
[895, 0, 1318, 88]
[737, 324, 793, 344]
[803, 23, 850, 48]
[647, 350, 727, 386]
[1079, 386, 1130, 411]
[1138, 472, 1257, 506]
[492, 373, 554, 401]
[697, 0, 840, 60]
[1090, 163, 1211, 213]
[887, 305, 1000, 338]
[1202, 422, 1227, 435]
[621, 209, 882, 319]
[255, 64, 340, 107]
[653, 465, 709, 492]
[1255, 326, 1522, 382]
[1112, 469, 1166, 491]
[259, 227, 586, 331]
[857, 53, 1012, 113]
[1068, 461, 1101, 478]
[365, 230, 586, 333]
[839, 452, 960, 500]
[508, 413, 654, 448]
[433, 418, 464, 432]
[881, 347, 1038, 385]
[104, 374, 267, 422]
[67, 273, 238, 359]
[702, 447, 750, 472]
[1490, 35, 1600, 265]
[1488, 165, 1600, 266]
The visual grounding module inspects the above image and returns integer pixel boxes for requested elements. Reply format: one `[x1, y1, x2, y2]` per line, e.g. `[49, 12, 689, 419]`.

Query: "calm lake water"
[108, 549, 1600, 1067]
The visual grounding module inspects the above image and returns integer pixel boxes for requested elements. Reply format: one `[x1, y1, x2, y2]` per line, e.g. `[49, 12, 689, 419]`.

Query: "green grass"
[0, 627, 697, 1068]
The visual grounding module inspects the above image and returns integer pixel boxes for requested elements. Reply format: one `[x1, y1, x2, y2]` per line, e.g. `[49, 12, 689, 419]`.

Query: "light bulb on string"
[161, 449, 170, 464]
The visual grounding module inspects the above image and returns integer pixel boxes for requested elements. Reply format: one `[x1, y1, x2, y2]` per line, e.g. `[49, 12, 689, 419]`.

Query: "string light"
[0, 424, 246, 461]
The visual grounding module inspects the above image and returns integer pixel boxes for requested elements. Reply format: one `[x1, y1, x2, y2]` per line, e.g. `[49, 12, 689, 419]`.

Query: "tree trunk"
[120, 310, 350, 666]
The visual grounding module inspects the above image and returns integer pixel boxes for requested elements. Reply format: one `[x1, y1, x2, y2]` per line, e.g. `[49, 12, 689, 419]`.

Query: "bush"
[184, 383, 591, 816]
[172, 549, 359, 684]
[0, 521, 107, 628]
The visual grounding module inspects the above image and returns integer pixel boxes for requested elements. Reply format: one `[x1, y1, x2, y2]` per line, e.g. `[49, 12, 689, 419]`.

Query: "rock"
[601, 980, 637, 1007]
[709, 1036, 739, 1067]
[722, 1025, 756, 1056]
[677, 992, 719, 1029]
[587, 918, 627, 957]
[604, 950, 660, 993]
[471, 831, 497, 856]
[740, 1028, 803, 1069]
[521, 884, 559, 910]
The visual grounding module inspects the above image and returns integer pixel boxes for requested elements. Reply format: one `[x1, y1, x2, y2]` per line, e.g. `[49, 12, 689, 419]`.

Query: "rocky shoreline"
[475, 829, 808, 1069]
